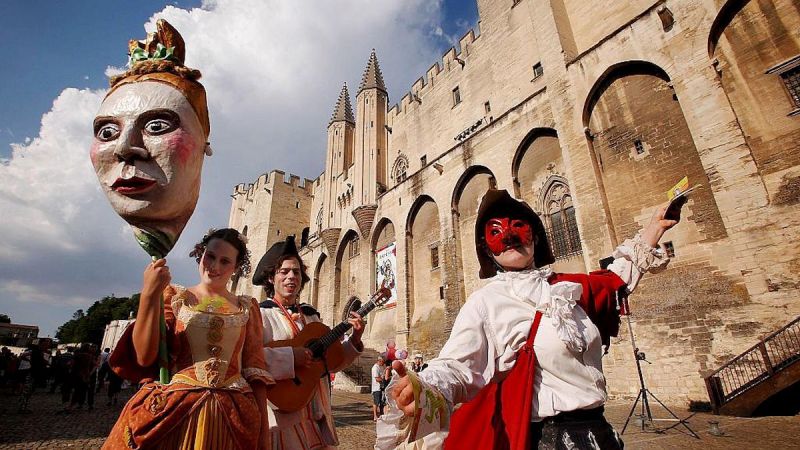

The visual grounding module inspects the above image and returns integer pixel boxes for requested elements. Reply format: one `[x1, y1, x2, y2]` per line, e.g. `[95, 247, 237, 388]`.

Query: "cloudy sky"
[0, 0, 478, 337]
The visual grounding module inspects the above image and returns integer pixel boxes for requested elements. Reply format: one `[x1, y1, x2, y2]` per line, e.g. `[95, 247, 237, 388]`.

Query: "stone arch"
[511, 127, 559, 198]
[368, 218, 398, 344]
[312, 253, 328, 311]
[584, 59, 733, 319]
[708, 0, 800, 177]
[334, 229, 360, 322]
[539, 176, 584, 272]
[405, 196, 444, 351]
[451, 166, 496, 301]
[511, 128, 584, 272]
[583, 60, 671, 127]
[315, 209, 323, 234]
[391, 154, 409, 185]
[341, 296, 362, 323]
[707, 0, 749, 58]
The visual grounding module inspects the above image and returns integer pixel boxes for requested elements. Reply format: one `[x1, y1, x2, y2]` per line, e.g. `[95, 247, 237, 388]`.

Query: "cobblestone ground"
[2, 386, 798, 449]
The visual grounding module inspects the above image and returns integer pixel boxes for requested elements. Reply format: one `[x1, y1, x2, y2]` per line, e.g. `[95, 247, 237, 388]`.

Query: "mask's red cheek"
[484, 228, 507, 255]
[517, 225, 533, 246]
[89, 141, 102, 166]
[163, 130, 198, 166]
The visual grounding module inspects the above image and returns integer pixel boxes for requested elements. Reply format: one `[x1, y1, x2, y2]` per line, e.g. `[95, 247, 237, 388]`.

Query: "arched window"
[542, 179, 582, 259]
[342, 297, 362, 322]
[391, 154, 409, 185]
[316, 209, 323, 232]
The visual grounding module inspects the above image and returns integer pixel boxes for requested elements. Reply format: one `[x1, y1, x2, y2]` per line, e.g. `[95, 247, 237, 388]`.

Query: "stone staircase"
[332, 347, 382, 394]
[704, 315, 800, 416]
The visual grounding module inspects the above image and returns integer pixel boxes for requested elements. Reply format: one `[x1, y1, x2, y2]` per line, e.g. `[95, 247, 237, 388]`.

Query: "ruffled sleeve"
[376, 298, 494, 447]
[241, 298, 274, 387]
[108, 285, 179, 383]
[376, 372, 450, 449]
[606, 232, 669, 292]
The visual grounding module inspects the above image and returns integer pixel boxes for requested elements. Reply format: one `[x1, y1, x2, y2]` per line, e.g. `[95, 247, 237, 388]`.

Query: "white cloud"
[0, 0, 449, 336]
[104, 66, 126, 78]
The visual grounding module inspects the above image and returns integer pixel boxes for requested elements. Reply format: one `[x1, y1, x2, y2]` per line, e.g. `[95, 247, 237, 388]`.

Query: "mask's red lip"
[112, 177, 156, 194]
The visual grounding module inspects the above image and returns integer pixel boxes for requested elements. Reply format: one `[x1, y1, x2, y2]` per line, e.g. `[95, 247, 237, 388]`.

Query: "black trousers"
[529, 407, 623, 450]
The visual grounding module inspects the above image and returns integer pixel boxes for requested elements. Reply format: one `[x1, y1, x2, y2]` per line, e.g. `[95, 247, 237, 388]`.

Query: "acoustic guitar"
[265, 283, 393, 412]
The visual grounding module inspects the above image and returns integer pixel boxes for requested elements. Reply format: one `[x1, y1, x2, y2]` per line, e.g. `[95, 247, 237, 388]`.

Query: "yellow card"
[667, 176, 689, 200]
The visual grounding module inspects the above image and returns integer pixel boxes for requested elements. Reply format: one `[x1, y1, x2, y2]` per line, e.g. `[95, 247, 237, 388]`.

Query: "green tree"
[0, 314, 10, 323]
[56, 295, 139, 344]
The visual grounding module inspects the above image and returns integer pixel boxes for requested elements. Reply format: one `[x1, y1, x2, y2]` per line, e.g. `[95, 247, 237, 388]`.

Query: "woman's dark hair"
[190, 228, 252, 277]
[263, 254, 308, 298]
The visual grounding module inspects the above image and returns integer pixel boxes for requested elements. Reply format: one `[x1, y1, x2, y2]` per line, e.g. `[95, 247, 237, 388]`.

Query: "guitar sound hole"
[307, 341, 323, 359]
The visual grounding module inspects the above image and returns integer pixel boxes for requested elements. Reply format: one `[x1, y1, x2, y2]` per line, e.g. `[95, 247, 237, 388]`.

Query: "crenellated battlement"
[231, 169, 314, 197]
[388, 26, 480, 119]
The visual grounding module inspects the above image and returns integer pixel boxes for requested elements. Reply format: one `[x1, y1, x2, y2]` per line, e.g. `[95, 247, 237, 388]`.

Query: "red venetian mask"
[484, 217, 533, 255]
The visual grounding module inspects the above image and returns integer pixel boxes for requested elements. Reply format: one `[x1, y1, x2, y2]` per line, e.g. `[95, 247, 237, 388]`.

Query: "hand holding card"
[664, 176, 701, 222]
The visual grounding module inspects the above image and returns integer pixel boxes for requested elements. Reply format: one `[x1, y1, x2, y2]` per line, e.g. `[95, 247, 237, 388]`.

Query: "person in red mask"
[377, 189, 677, 449]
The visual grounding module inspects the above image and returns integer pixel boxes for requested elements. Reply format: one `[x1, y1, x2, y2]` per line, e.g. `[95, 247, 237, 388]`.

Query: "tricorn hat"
[475, 189, 554, 279]
[252, 235, 310, 286]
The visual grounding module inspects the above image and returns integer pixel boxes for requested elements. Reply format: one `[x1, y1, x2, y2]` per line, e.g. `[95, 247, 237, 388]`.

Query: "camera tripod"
[620, 314, 699, 438]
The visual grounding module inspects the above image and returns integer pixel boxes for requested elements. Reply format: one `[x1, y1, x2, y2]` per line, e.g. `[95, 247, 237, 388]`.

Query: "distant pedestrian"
[59, 349, 75, 409]
[382, 360, 394, 412]
[0, 347, 10, 387]
[411, 354, 428, 373]
[65, 344, 93, 412]
[371, 356, 386, 421]
[106, 368, 122, 406]
[96, 348, 110, 393]
[86, 346, 100, 410]
[18, 341, 47, 412]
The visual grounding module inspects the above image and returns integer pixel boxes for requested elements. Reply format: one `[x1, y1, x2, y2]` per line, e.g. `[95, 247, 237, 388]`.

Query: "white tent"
[101, 319, 134, 352]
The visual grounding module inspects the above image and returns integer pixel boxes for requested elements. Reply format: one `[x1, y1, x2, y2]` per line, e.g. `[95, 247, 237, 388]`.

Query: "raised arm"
[132, 259, 172, 367]
[393, 299, 496, 414]
[606, 204, 678, 292]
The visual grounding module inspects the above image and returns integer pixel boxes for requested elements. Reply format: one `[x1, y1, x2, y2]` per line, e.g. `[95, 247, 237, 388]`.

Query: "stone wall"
[230, 0, 800, 405]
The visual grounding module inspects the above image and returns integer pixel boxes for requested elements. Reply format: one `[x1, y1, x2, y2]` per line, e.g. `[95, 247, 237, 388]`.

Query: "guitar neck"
[316, 295, 381, 350]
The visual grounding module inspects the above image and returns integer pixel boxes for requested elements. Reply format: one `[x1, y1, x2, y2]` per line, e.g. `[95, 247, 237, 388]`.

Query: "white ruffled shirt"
[420, 235, 668, 418]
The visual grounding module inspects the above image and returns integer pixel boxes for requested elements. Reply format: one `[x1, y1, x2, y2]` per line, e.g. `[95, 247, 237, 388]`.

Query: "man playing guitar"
[254, 236, 365, 449]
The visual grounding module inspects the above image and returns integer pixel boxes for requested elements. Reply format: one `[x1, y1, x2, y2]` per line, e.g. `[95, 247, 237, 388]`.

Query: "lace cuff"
[375, 372, 450, 449]
[242, 367, 275, 386]
[613, 233, 669, 273]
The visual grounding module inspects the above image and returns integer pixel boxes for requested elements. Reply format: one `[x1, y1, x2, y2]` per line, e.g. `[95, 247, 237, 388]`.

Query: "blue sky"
[0, 0, 477, 157]
[0, 0, 479, 337]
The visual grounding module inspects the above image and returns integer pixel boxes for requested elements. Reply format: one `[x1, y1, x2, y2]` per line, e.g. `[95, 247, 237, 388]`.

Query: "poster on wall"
[375, 242, 398, 307]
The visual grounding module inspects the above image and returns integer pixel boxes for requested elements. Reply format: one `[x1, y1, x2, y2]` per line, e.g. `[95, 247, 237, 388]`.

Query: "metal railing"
[704, 315, 800, 410]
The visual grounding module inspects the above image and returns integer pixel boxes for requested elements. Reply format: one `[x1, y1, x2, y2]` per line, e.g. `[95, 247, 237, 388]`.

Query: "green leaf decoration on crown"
[128, 43, 179, 67]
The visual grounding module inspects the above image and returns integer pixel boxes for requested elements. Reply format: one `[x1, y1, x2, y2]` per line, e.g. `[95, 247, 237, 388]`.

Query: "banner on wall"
[375, 242, 398, 307]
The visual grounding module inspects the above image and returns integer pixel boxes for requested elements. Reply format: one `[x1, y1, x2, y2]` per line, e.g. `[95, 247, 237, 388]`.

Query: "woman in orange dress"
[103, 228, 272, 449]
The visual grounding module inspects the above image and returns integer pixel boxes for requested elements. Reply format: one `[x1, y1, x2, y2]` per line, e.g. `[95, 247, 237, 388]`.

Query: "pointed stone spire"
[329, 83, 355, 125]
[358, 49, 387, 95]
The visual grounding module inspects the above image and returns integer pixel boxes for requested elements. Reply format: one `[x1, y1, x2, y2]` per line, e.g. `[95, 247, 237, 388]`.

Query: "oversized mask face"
[483, 217, 534, 256]
[90, 81, 205, 240]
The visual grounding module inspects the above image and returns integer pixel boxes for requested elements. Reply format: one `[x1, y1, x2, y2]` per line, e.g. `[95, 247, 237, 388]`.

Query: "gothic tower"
[323, 83, 355, 228]
[353, 50, 388, 205]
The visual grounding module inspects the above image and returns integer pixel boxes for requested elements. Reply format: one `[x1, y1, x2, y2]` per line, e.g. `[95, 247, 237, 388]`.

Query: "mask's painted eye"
[144, 119, 174, 135]
[96, 123, 120, 141]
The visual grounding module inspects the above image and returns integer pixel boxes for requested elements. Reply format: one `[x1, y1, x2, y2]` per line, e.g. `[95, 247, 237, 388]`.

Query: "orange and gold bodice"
[164, 286, 271, 389]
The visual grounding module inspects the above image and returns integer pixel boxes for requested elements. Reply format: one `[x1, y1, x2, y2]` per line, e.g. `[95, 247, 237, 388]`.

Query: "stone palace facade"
[229, 0, 800, 403]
